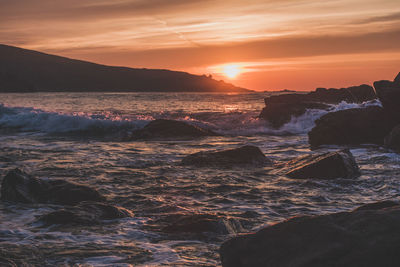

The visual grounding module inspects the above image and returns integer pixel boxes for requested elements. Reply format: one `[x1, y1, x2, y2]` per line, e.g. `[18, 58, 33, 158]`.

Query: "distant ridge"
[0, 44, 249, 93]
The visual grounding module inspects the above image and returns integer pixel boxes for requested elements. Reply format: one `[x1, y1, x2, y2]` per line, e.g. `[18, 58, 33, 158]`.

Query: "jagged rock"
[220, 201, 400, 267]
[373, 74, 400, 117]
[308, 106, 396, 147]
[0, 168, 105, 205]
[285, 149, 360, 179]
[181, 145, 272, 167]
[259, 85, 376, 128]
[384, 125, 400, 152]
[36, 201, 133, 226]
[129, 119, 218, 140]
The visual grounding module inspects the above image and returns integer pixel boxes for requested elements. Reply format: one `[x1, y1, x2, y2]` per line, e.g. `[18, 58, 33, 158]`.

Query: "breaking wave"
[0, 99, 381, 138]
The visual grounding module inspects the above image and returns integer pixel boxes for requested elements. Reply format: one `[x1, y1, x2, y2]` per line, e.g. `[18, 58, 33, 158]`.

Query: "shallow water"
[0, 92, 399, 266]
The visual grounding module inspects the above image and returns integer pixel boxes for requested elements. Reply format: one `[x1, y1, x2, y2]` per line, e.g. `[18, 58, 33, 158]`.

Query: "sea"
[0, 92, 399, 266]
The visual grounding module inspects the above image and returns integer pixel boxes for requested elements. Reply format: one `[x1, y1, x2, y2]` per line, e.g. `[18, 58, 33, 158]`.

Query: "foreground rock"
[373, 72, 400, 116]
[181, 145, 272, 167]
[285, 149, 360, 179]
[259, 84, 376, 128]
[220, 201, 400, 267]
[37, 201, 133, 226]
[384, 124, 400, 152]
[129, 119, 219, 140]
[1, 168, 105, 205]
[308, 106, 396, 147]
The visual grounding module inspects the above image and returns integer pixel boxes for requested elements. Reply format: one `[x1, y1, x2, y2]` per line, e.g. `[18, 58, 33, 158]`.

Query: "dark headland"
[0, 44, 249, 93]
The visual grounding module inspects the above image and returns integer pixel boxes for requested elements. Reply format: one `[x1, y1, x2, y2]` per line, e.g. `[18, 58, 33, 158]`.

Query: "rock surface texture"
[0, 168, 105, 205]
[181, 145, 272, 167]
[308, 106, 396, 147]
[220, 201, 400, 267]
[285, 149, 360, 179]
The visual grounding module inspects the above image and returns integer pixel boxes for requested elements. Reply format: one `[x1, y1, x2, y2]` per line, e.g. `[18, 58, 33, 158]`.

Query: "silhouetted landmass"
[0, 44, 249, 93]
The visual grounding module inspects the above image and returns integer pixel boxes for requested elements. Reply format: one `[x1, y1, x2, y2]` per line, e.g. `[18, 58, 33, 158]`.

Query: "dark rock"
[220, 201, 400, 267]
[1, 168, 105, 205]
[259, 101, 330, 128]
[374, 77, 400, 117]
[259, 84, 376, 128]
[285, 149, 360, 179]
[308, 106, 396, 147]
[181, 145, 272, 167]
[160, 213, 243, 236]
[129, 119, 218, 140]
[384, 125, 400, 152]
[37, 201, 133, 226]
[355, 200, 398, 211]
[394, 72, 400, 84]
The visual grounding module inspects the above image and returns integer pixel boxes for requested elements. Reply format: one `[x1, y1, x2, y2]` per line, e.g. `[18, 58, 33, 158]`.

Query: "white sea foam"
[0, 100, 382, 137]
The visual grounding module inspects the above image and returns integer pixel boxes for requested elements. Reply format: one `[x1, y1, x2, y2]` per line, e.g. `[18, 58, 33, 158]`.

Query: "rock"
[259, 101, 330, 128]
[181, 145, 272, 167]
[259, 84, 376, 128]
[374, 78, 400, 117]
[159, 213, 243, 236]
[394, 72, 400, 84]
[285, 149, 360, 179]
[0, 168, 105, 205]
[384, 125, 400, 152]
[220, 201, 400, 267]
[36, 201, 133, 226]
[129, 119, 219, 140]
[308, 106, 396, 147]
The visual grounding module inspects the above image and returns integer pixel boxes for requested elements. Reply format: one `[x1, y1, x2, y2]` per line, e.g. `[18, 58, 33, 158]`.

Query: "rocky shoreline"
[1, 73, 400, 266]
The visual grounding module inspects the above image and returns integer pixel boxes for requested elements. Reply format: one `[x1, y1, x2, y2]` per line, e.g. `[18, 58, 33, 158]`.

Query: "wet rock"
[153, 213, 243, 237]
[373, 74, 400, 117]
[259, 84, 376, 128]
[259, 101, 330, 128]
[181, 145, 272, 167]
[220, 201, 400, 267]
[0, 168, 105, 205]
[384, 125, 400, 152]
[308, 106, 396, 147]
[285, 149, 360, 179]
[129, 119, 218, 140]
[37, 201, 133, 226]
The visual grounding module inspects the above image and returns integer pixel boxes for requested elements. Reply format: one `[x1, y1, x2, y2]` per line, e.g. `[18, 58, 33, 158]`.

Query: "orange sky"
[1, 0, 400, 91]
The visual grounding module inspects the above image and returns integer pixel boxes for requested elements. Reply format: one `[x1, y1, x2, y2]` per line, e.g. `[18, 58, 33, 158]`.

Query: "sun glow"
[222, 64, 242, 79]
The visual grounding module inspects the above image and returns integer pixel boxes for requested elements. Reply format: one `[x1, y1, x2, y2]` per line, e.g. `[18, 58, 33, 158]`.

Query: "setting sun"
[222, 64, 241, 79]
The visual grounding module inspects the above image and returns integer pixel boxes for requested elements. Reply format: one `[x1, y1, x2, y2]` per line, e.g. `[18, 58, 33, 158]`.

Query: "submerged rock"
[129, 119, 218, 140]
[259, 84, 376, 128]
[181, 145, 272, 167]
[220, 201, 400, 267]
[285, 149, 360, 179]
[308, 106, 396, 147]
[158, 213, 243, 236]
[37, 201, 133, 226]
[384, 125, 400, 152]
[0, 168, 105, 205]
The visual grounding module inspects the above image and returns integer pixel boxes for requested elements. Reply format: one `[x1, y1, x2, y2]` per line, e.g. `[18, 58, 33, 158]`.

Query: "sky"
[1, 0, 400, 91]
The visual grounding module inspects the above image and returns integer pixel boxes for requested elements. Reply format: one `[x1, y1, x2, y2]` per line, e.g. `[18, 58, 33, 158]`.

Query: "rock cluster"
[259, 84, 376, 128]
[308, 73, 400, 148]
[0, 169, 132, 226]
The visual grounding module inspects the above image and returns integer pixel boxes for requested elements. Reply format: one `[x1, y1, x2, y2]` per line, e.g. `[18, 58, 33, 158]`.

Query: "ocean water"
[0, 92, 399, 266]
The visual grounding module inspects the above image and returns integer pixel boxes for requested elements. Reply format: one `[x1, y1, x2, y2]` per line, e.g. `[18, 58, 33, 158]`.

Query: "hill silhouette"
[0, 44, 249, 93]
